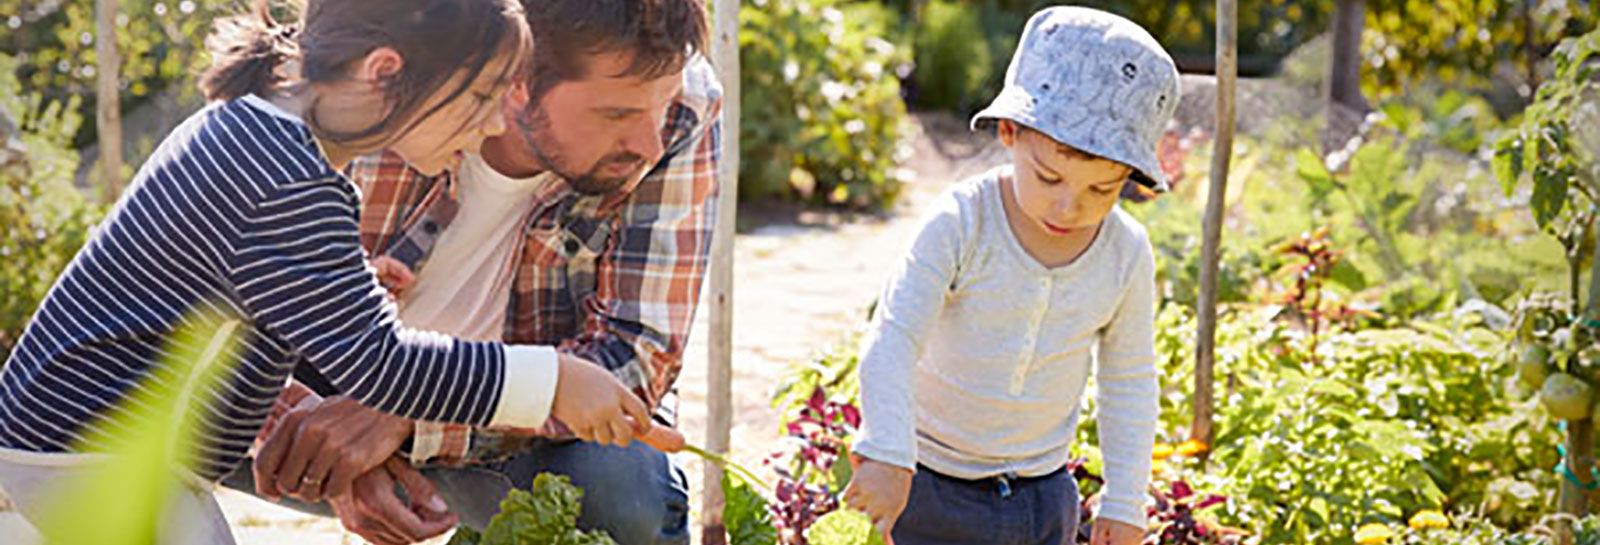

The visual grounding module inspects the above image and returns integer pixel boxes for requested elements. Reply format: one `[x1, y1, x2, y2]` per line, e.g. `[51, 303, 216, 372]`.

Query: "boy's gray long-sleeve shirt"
[853, 168, 1160, 527]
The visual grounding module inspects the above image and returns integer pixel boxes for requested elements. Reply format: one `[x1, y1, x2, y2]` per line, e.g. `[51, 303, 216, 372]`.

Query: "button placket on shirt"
[1009, 276, 1054, 396]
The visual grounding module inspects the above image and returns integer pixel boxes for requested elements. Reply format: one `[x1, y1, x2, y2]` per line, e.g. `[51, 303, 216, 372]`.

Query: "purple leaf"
[1194, 494, 1227, 510]
[840, 404, 862, 428]
[1170, 480, 1194, 500]
[807, 386, 827, 414]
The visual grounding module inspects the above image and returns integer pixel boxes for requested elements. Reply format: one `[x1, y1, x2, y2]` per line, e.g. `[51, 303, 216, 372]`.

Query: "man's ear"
[355, 47, 406, 89]
[506, 80, 531, 108]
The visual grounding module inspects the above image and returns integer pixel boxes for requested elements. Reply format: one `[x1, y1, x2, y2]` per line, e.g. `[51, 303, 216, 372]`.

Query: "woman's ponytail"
[198, 0, 299, 101]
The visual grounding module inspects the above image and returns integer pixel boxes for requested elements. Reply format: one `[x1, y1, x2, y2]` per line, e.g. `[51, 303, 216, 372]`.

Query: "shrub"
[0, 53, 101, 361]
[740, 0, 912, 208]
[909, 0, 992, 113]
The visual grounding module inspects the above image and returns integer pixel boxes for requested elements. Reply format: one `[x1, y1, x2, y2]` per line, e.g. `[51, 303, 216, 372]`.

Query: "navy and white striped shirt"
[0, 96, 556, 480]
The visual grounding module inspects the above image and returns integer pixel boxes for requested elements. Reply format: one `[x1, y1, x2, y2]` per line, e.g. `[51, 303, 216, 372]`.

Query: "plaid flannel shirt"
[287, 57, 721, 466]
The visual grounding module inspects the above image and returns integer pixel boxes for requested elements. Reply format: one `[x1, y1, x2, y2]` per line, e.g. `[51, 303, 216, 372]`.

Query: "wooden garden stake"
[702, 0, 740, 542]
[95, 0, 123, 203]
[1191, 0, 1237, 455]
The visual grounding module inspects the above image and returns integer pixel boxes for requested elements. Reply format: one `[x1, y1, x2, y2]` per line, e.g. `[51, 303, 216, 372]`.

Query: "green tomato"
[1542, 372, 1595, 421]
[1518, 345, 1553, 390]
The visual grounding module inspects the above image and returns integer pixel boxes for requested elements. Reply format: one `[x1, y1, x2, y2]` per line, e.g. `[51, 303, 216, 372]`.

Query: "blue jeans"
[891, 465, 1079, 545]
[222, 439, 690, 545]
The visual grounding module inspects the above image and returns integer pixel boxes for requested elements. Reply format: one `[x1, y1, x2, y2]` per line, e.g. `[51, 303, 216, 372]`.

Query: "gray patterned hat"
[972, 6, 1180, 192]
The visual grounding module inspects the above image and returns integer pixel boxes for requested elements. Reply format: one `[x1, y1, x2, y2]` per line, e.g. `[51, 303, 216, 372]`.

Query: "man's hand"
[330, 457, 458, 545]
[1089, 519, 1145, 545]
[254, 396, 414, 504]
[551, 353, 650, 446]
[842, 455, 912, 544]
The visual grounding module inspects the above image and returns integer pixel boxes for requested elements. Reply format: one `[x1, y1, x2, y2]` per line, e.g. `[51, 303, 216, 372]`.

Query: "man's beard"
[518, 106, 647, 196]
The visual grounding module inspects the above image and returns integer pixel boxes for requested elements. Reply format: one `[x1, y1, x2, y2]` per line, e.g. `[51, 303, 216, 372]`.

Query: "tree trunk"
[701, 0, 740, 542]
[1557, 223, 1600, 544]
[1328, 0, 1367, 113]
[1524, 0, 1539, 94]
[1192, 0, 1238, 456]
[95, 0, 123, 203]
[1558, 418, 1595, 545]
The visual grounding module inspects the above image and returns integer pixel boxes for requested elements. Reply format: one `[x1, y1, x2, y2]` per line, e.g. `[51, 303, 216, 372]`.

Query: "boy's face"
[999, 120, 1132, 234]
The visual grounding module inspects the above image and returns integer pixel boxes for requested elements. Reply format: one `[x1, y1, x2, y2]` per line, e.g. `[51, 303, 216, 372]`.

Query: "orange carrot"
[636, 424, 770, 490]
[638, 423, 687, 453]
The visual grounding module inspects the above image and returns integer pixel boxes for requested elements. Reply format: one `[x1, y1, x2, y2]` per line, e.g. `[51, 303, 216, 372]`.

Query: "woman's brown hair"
[200, 0, 532, 147]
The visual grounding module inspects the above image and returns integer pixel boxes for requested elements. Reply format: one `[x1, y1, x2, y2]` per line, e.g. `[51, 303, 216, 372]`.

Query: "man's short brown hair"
[522, 0, 709, 97]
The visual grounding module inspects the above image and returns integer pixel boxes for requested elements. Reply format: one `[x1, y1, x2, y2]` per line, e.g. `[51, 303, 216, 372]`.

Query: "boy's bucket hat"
[972, 6, 1181, 192]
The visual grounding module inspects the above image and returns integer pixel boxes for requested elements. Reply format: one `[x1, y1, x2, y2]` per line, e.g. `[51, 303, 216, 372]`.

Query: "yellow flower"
[1354, 523, 1395, 545]
[1175, 439, 1209, 457]
[1408, 510, 1449, 529]
[1152, 443, 1175, 460]
[1151, 459, 1171, 475]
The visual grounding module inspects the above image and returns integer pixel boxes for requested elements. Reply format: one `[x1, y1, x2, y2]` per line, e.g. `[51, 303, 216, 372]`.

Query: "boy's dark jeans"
[892, 465, 1080, 545]
[222, 439, 690, 545]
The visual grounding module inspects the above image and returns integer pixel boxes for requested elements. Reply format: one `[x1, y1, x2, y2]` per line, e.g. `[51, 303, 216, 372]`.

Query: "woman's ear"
[997, 119, 1019, 148]
[355, 47, 405, 88]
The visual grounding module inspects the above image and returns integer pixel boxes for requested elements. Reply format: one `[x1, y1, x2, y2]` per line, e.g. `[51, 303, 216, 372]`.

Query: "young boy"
[844, 7, 1177, 545]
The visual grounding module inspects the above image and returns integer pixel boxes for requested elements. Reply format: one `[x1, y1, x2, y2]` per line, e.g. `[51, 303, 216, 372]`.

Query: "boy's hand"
[551, 353, 650, 446]
[842, 455, 912, 543]
[1089, 519, 1144, 545]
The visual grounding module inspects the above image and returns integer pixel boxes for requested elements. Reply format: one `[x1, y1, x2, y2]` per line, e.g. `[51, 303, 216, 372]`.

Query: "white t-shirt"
[398, 154, 556, 342]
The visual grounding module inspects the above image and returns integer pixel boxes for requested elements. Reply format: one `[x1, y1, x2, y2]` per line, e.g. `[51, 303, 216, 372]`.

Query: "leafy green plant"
[1356, 0, 1598, 100]
[716, 332, 891, 545]
[1208, 355, 1439, 542]
[1104, 267, 1555, 542]
[37, 309, 242, 545]
[772, 332, 862, 421]
[1142, 479, 1241, 545]
[0, 52, 101, 361]
[724, 470, 780, 545]
[444, 473, 616, 545]
[739, 0, 911, 208]
[1376, 90, 1503, 156]
[2, 0, 230, 148]
[1493, 27, 1600, 530]
[909, 0, 991, 113]
[1493, 28, 1599, 295]
[1297, 136, 1415, 282]
[802, 510, 883, 545]
[1201, 316, 1559, 542]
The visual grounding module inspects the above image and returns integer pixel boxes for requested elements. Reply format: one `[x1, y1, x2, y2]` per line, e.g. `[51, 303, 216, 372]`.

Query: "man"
[223, 0, 722, 543]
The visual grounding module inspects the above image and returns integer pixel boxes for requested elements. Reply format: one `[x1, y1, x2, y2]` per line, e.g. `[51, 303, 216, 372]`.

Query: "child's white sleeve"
[853, 192, 966, 471]
[1094, 242, 1161, 529]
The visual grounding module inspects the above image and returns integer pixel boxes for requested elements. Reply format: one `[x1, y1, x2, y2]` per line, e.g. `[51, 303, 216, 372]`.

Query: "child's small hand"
[370, 256, 415, 297]
[550, 353, 650, 446]
[1089, 519, 1145, 545]
[842, 454, 912, 544]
